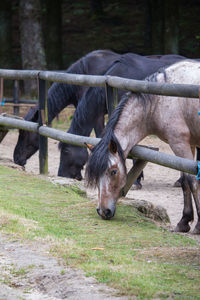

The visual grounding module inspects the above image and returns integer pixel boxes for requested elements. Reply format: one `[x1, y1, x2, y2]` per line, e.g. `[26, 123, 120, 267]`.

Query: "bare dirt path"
[0, 234, 128, 300]
[0, 130, 200, 299]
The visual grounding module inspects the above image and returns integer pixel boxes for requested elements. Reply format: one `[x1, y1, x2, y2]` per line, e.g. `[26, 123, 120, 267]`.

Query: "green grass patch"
[0, 165, 199, 299]
[51, 107, 75, 131]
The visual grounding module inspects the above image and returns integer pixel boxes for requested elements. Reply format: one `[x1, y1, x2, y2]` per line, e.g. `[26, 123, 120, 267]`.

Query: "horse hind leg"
[183, 145, 200, 234]
[188, 175, 200, 234]
[174, 146, 196, 188]
[169, 141, 194, 233]
[174, 173, 194, 233]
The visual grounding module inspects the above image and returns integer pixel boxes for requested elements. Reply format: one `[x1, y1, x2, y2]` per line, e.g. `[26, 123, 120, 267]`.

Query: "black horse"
[58, 53, 187, 183]
[13, 49, 120, 167]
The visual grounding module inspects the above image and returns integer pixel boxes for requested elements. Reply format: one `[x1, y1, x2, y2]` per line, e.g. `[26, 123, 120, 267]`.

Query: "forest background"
[0, 0, 200, 95]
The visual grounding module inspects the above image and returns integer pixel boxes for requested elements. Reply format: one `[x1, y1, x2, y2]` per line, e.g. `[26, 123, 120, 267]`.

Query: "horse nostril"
[104, 208, 113, 219]
[75, 174, 82, 181]
[14, 158, 25, 167]
[96, 208, 114, 219]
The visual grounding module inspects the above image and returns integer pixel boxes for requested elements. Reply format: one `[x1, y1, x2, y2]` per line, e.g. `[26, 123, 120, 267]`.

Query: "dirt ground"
[0, 129, 200, 299]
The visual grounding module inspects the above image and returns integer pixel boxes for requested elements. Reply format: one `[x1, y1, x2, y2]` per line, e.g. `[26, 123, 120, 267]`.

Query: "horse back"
[151, 60, 200, 146]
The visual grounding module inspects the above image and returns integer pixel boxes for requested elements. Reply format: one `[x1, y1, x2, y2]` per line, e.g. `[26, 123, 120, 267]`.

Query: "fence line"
[0, 115, 198, 176]
[0, 69, 200, 98]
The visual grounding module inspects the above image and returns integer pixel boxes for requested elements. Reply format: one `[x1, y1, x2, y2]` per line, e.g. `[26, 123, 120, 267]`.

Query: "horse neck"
[67, 104, 94, 136]
[47, 82, 82, 123]
[114, 94, 149, 158]
[68, 87, 106, 136]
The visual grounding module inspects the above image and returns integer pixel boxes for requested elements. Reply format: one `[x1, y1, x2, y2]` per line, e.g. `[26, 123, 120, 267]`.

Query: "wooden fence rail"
[0, 69, 200, 98]
[0, 115, 198, 177]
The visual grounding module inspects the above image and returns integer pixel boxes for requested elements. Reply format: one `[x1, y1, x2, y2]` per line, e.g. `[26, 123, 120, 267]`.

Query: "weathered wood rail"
[0, 115, 198, 175]
[1, 69, 200, 98]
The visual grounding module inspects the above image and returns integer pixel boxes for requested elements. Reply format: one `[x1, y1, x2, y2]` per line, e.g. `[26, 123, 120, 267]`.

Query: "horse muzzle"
[14, 157, 26, 167]
[96, 206, 116, 220]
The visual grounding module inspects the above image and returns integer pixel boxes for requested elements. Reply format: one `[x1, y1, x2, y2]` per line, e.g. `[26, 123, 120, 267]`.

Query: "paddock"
[0, 68, 200, 234]
[0, 124, 200, 244]
[0, 68, 200, 298]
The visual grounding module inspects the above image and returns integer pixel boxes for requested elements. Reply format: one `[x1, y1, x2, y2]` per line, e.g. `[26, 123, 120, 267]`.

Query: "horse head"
[86, 138, 127, 220]
[58, 142, 88, 180]
[13, 107, 39, 166]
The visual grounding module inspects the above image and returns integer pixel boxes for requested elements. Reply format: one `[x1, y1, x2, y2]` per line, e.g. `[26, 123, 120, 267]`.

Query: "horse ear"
[85, 143, 94, 152]
[108, 139, 117, 154]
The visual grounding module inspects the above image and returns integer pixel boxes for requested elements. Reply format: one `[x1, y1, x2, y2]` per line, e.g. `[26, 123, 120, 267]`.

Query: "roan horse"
[58, 53, 186, 183]
[13, 49, 120, 171]
[86, 60, 200, 234]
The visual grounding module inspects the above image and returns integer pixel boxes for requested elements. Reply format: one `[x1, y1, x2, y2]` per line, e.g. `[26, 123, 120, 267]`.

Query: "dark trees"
[44, 0, 62, 70]
[0, 1, 12, 68]
[19, 0, 46, 95]
[150, 0, 179, 54]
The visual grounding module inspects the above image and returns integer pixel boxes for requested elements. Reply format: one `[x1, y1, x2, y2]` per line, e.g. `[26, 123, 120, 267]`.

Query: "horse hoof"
[192, 226, 200, 235]
[174, 224, 190, 233]
[173, 180, 181, 188]
[131, 183, 142, 190]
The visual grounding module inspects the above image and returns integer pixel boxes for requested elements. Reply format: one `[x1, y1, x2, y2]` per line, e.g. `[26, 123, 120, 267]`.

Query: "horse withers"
[86, 60, 200, 234]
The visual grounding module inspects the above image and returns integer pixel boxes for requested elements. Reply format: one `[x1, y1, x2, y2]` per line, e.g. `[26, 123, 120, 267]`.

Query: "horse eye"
[110, 169, 117, 176]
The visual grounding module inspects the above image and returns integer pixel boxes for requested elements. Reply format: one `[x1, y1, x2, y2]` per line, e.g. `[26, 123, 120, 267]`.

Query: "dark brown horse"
[86, 60, 200, 234]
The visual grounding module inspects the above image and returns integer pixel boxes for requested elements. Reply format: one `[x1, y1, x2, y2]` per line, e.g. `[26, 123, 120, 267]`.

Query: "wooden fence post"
[105, 83, 118, 118]
[120, 146, 159, 197]
[38, 78, 48, 175]
[13, 80, 19, 116]
[0, 78, 3, 114]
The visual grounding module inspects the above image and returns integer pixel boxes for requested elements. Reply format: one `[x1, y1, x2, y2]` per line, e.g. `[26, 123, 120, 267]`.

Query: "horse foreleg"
[188, 176, 200, 234]
[170, 140, 194, 232]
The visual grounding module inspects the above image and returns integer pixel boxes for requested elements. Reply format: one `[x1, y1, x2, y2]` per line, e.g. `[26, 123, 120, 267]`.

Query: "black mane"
[47, 82, 79, 123]
[47, 52, 95, 122]
[24, 105, 39, 121]
[86, 93, 130, 187]
[68, 87, 106, 135]
[29, 50, 120, 123]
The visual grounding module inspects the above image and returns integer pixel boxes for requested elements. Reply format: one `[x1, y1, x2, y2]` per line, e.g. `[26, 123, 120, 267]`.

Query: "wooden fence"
[0, 79, 38, 116]
[0, 69, 199, 190]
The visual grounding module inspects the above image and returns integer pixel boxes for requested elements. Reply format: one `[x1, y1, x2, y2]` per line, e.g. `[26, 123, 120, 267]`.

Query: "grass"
[51, 107, 75, 131]
[0, 165, 200, 299]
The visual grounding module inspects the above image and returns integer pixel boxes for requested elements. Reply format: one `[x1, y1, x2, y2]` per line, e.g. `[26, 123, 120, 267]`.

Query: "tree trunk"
[44, 0, 62, 70]
[144, 0, 152, 55]
[19, 0, 46, 96]
[149, 0, 179, 55]
[90, 0, 104, 21]
[150, 0, 164, 54]
[164, 0, 179, 54]
[0, 1, 12, 68]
